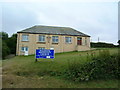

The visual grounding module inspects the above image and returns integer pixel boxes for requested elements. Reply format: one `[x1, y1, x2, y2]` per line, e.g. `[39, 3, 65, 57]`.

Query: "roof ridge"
[35, 25, 71, 29]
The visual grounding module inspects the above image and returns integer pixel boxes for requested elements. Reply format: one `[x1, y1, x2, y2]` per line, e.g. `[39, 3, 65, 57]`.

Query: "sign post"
[35, 49, 54, 62]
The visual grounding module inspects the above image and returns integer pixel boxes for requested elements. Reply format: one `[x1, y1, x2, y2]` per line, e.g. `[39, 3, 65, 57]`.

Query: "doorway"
[21, 47, 28, 55]
[77, 37, 82, 45]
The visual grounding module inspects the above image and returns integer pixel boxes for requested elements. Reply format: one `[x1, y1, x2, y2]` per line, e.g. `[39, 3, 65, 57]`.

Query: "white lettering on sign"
[39, 50, 51, 56]
[46, 56, 50, 58]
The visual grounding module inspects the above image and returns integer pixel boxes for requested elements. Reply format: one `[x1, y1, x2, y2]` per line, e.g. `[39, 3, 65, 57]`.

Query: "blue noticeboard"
[36, 49, 54, 59]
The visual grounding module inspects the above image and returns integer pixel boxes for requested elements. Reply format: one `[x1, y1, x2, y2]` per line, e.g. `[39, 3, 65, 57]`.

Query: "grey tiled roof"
[17, 25, 90, 37]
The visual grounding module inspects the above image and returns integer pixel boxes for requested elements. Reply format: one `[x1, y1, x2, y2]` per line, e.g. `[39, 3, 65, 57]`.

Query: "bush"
[91, 42, 117, 48]
[1, 32, 10, 59]
[7, 34, 17, 54]
[0, 32, 17, 59]
[2, 41, 10, 59]
[64, 50, 119, 82]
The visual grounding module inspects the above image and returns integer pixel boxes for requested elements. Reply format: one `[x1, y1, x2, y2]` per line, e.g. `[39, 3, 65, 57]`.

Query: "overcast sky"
[0, 0, 118, 45]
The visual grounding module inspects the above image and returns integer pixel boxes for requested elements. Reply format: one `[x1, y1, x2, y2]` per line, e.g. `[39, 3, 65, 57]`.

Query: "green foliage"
[11, 49, 119, 82]
[7, 34, 17, 54]
[2, 41, 10, 59]
[3, 49, 119, 88]
[63, 50, 119, 82]
[1, 32, 10, 59]
[91, 42, 117, 48]
[0, 32, 8, 41]
[1, 31, 17, 59]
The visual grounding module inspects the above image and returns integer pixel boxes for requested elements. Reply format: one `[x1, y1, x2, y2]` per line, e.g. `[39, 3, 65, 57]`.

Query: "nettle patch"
[63, 50, 119, 82]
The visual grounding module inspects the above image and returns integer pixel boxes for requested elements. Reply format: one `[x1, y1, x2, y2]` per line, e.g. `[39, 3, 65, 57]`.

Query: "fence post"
[35, 58, 37, 62]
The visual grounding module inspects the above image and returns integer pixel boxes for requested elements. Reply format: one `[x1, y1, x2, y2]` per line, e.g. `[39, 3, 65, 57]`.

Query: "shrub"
[91, 42, 117, 48]
[1, 32, 17, 59]
[2, 41, 10, 59]
[64, 50, 119, 82]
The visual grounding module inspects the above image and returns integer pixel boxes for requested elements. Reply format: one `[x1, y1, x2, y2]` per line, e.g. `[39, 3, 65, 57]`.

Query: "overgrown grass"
[2, 48, 119, 88]
[63, 50, 119, 82]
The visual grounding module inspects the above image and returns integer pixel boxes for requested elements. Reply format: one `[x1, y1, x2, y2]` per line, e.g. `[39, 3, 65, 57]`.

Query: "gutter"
[17, 32, 90, 37]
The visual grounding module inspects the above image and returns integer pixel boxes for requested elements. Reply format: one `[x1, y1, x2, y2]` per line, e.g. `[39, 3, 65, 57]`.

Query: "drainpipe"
[18, 33, 20, 55]
[16, 33, 19, 55]
[47, 35, 51, 49]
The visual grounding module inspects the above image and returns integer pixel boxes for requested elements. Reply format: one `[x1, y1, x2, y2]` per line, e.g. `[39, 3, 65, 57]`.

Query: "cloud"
[1, 2, 118, 44]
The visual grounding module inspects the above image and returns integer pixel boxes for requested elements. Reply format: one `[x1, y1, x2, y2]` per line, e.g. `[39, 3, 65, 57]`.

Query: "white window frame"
[21, 47, 28, 51]
[38, 35, 45, 42]
[65, 37, 72, 43]
[22, 35, 29, 41]
[52, 36, 59, 43]
[38, 47, 45, 50]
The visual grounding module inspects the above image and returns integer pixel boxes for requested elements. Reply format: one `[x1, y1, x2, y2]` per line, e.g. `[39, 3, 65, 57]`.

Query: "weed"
[63, 50, 119, 82]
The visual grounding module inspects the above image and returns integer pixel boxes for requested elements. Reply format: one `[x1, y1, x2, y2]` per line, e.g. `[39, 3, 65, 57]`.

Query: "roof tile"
[17, 25, 90, 37]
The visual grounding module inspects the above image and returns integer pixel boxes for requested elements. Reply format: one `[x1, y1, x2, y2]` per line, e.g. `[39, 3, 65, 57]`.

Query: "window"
[21, 47, 28, 51]
[39, 35, 45, 42]
[22, 35, 29, 41]
[52, 36, 58, 43]
[65, 37, 72, 43]
[38, 47, 45, 50]
[21, 47, 24, 51]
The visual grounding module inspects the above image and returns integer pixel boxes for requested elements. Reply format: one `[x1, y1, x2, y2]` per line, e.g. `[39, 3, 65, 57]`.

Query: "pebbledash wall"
[16, 33, 90, 55]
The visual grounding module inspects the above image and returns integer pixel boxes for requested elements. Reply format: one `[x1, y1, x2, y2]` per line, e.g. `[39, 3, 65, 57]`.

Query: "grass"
[2, 48, 119, 88]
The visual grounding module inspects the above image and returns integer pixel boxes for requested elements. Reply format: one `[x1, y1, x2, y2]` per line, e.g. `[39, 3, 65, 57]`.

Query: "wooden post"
[35, 58, 37, 62]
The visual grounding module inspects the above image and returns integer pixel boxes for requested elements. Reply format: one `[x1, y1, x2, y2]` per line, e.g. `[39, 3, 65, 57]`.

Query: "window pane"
[65, 37, 71, 43]
[43, 36, 45, 41]
[21, 47, 24, 51]
[69, 37, 71, 43]
[52, 36, 58, 43]
[25, 47, 28, 51]
[39, 35, 45, 42]
[39, 36, 41, 41]
[21, 47, 28, 51]
[22, 35, 28, 41]
[77, 37, 82, 40]
[56, 39, 58, 42]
